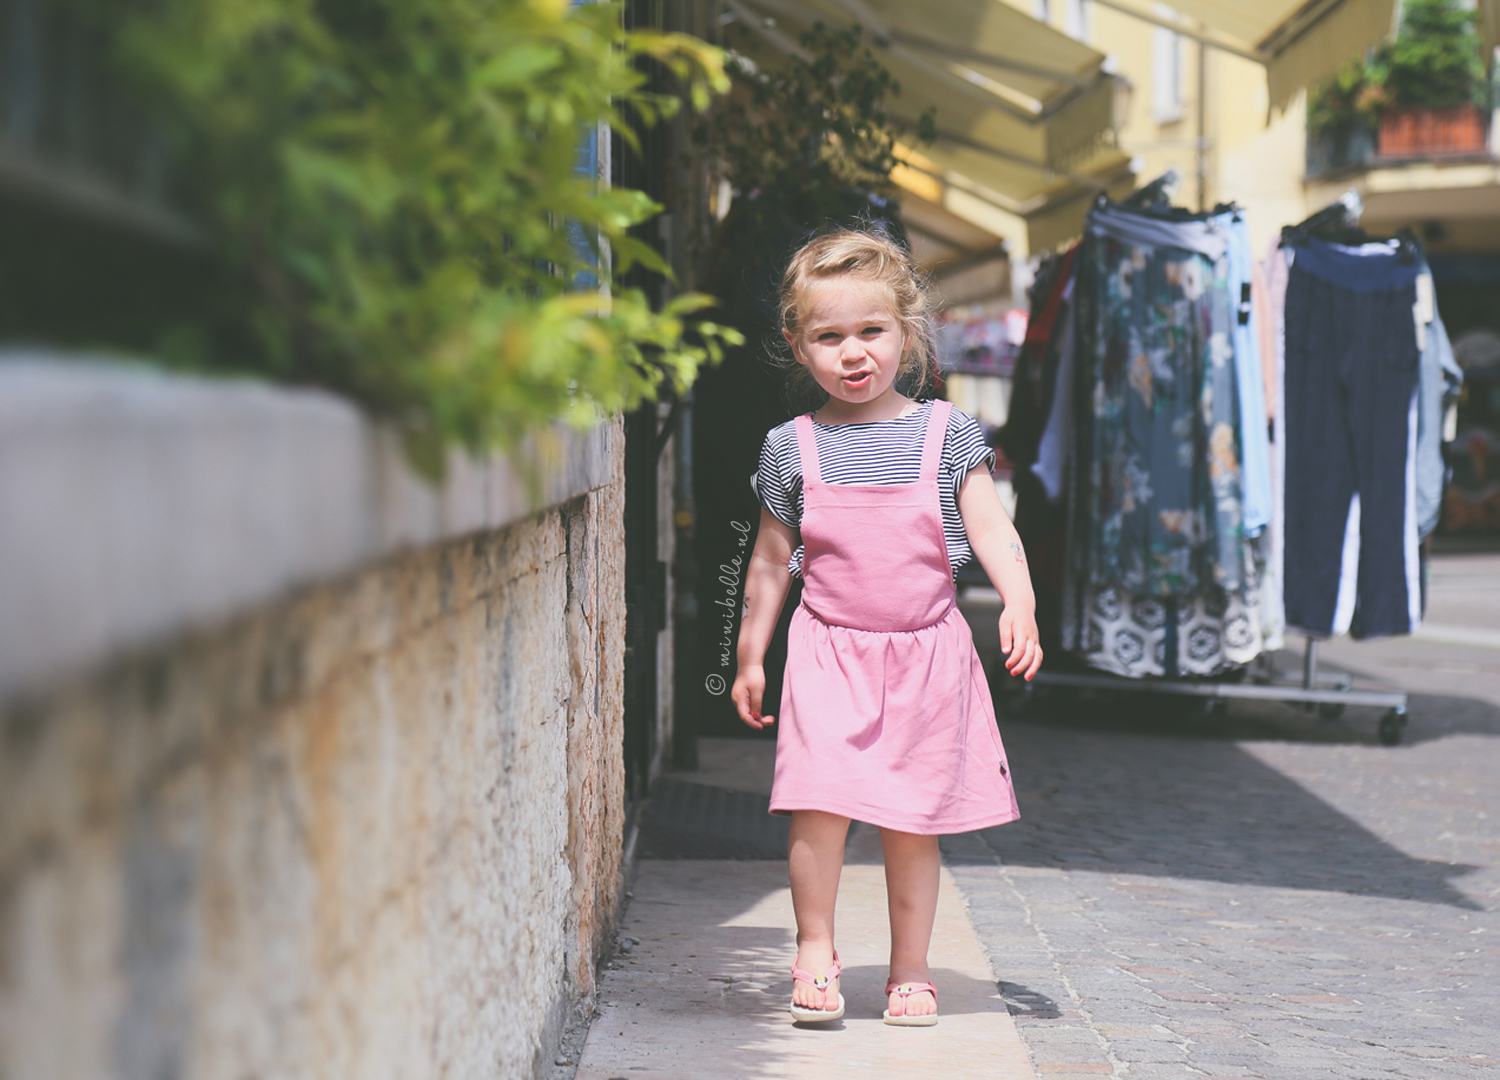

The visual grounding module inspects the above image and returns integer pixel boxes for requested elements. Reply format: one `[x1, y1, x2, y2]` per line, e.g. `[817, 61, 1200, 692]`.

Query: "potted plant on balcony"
[1306, 63, 1383, 174]
[1309, 0, 1488, 171]
[1377, 0, 1488, 158]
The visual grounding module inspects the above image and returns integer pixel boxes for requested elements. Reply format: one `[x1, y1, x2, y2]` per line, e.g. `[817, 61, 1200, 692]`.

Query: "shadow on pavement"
[951, 708, 1483, 909]
[836, 965, 1006, 1018]
[994, 981, 1062, 1020]
[637, 778, 790, 859]
[637, 776, 887, 864]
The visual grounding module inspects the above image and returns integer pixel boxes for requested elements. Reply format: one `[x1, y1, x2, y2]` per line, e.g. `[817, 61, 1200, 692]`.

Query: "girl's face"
[784, 277, 909, 413]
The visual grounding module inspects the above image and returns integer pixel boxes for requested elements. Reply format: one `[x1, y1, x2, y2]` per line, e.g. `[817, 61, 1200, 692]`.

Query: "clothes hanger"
[1120, 168, 1180, 209]
[1281, 191, 1366, 246]
[1282, 191, 1423, 262]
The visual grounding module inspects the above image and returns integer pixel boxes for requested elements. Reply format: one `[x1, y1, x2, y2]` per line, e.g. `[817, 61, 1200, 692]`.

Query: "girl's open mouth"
[842, 371, 872, 388]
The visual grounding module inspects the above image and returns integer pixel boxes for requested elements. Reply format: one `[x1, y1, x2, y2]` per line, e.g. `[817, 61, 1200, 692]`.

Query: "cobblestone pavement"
[949, 555, 1500, 1078]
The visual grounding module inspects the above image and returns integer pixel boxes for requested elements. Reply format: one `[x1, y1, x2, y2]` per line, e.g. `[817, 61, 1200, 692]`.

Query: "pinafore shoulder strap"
[794, 413, 823, 485]
[920, 400, 953, 481]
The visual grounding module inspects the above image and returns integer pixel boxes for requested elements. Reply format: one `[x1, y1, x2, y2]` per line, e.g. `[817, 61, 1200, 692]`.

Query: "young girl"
[731, 229, 1042, 1027]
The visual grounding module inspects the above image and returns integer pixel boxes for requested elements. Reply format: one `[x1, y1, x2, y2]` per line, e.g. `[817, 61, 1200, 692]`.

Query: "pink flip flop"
[789, 952, 845, 1022]
[883, 980, 938, 1026]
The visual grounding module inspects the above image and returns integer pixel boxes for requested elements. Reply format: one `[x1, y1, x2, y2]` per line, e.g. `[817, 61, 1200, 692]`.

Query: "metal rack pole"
[1018, 641, 1411, 744]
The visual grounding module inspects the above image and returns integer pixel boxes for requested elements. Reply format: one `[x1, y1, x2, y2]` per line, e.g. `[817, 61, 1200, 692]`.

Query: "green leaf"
[82, 0, 734, 471]
[476, 42, 564, 88]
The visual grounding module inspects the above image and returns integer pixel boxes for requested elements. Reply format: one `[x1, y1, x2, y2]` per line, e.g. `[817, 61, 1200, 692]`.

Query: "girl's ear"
[782, 327, 807, 366]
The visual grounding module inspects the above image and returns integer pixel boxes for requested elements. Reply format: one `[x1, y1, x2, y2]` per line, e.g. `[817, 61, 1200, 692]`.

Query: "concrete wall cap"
[0, 353, 622, 699]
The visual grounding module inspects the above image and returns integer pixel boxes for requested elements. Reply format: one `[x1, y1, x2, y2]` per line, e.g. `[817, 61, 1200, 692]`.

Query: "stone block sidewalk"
[574, 553, 1500, 1079]
[573, 744, 1038, 1079]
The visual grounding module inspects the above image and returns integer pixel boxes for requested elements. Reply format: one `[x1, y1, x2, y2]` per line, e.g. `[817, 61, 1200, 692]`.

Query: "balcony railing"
[1307, 105, 1495, 178]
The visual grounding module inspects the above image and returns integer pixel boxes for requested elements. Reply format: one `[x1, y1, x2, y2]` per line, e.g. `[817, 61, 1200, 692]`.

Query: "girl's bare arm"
[958, 467, 1043, 680]
[731, 509, 799, 729]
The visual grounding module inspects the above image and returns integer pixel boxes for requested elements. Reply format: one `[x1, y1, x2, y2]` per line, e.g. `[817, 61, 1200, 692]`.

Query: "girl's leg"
[879, 827, 941, 1018]
[788, 810, 851, 1012]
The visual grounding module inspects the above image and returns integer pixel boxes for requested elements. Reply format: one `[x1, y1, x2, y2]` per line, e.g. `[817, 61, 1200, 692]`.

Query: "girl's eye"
[863, 326, 884, 336]
[817, 332, 840, 342]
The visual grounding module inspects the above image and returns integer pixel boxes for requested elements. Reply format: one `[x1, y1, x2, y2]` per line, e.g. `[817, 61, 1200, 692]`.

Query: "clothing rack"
[1013, 638, 1409, 745]
[991, 186, 1417, 746]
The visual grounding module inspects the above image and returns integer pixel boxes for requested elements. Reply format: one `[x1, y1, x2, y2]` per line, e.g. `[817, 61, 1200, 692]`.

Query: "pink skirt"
[769, 603, 1020, 835]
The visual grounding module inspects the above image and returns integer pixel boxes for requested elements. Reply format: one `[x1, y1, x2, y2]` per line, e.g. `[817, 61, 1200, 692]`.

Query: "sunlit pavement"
[954, 553, 1500, 1078]
[573, 555, 1498, 1080]
[572, 747, 1037, 1079]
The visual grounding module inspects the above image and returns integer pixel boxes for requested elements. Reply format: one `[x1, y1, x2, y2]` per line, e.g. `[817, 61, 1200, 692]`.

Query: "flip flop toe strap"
[884, 981, 938, 1000]
[791, 953, 841, 1004]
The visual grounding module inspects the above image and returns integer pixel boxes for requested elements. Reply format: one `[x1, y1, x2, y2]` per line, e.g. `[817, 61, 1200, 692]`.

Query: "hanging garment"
[1088, 202, 1229, 262]
[1415, 305, 1463, 539]
[1000, 245, 1078, 474]
[1031, 275, 1076, 502]
[1065, 582, 1266, 679]
[770, 402, 1019, 835]
[1282, 239, 1423, 638]
[1056, 202, 1269, 678]
[1002, 246, 1079, 656]
[1251, 257, 1278, 424]
[1222, 213, 1273, 536]
[1261, 241, 1291, 649]
[1076, 216, 1251, 597]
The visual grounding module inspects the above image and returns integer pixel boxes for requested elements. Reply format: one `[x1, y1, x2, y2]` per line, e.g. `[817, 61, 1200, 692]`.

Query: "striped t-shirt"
[753, 400, 996, 579]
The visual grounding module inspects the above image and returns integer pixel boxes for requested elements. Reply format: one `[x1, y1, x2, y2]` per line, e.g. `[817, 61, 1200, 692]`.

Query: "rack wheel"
[1318, 701, 1346, 720]
[1377, 709, 1408, 746]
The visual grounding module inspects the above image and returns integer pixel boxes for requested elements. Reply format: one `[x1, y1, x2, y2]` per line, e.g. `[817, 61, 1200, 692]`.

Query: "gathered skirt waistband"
[798, 596, 958, 635]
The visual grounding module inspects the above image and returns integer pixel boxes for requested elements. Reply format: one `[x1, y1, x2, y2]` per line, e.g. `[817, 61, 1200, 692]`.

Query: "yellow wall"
[1004, 0, 1312, 255]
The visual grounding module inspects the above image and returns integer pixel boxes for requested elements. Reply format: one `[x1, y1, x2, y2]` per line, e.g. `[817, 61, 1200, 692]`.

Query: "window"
[1152, 5, 1185, 123]
[1064, 0, 1091, 40]
[1033, 0, 1050, 20]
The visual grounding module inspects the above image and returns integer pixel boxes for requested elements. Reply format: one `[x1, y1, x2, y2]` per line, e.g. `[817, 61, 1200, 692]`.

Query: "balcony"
[1307, 105, 1495, 179]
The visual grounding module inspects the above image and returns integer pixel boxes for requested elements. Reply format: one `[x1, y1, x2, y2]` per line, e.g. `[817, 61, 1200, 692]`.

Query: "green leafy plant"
[75, 0, 741, 473]
[694, 21, 933, 327]
[700, 22, 932, 211]
[1381, 0, 1486, 110]
[1309, 0, 1485, 135]
[1307, 61, 1385, 135]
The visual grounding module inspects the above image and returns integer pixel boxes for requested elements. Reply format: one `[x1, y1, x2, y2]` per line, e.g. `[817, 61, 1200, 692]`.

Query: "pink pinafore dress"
[768, 400, 1020, 835]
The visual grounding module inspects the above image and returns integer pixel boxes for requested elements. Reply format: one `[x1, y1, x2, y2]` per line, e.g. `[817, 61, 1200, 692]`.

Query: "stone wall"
[0, 358, 628, 1080]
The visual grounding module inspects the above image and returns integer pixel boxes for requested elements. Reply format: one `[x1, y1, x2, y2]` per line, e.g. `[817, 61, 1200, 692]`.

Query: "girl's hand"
[999, 606, 1043, 682]
[731, 664, 775, 730]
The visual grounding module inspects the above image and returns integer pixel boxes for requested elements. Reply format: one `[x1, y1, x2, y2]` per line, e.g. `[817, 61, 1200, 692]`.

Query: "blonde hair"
[777, 228, 936, 402]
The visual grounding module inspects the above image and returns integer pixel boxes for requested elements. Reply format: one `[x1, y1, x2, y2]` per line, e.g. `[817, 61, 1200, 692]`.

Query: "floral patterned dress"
[1061, 218, 1268, 677]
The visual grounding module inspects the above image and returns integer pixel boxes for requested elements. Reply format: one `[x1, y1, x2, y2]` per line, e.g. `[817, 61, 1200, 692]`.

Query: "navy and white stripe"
[753, 400, 996, 578]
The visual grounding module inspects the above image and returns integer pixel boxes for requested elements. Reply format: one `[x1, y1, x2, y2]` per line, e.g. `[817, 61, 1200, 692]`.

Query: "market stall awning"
[1481, 0, 1500, 60]
[726, 0, 1123, 209]
[1095, 0, 1399, 109]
